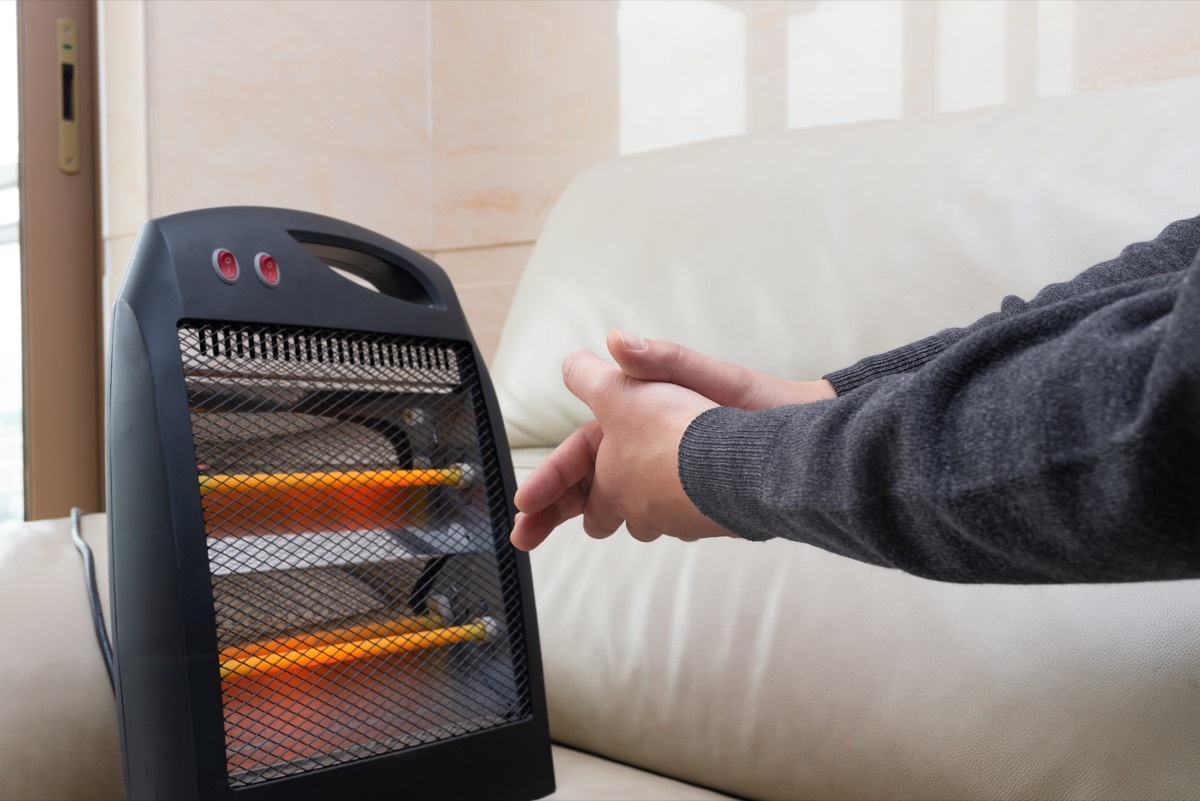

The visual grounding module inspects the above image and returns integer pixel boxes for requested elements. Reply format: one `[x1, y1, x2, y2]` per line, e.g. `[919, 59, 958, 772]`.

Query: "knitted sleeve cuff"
[677, 405, 794, 542]
[823, 334, 947, 394]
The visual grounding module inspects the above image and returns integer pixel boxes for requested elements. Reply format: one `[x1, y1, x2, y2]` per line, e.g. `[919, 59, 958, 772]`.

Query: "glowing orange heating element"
[198, 468, 466, 497]
[220, 618, 495, 681]
[197, 468, 467, 537]
[219, 615, 445, 664]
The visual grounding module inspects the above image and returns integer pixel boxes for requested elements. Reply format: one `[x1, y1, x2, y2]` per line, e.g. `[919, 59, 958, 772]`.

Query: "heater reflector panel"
[177, 321, 529, 787]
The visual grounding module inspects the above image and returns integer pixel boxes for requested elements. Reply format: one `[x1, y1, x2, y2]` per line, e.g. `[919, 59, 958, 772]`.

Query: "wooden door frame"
[17, 0, 102, 519]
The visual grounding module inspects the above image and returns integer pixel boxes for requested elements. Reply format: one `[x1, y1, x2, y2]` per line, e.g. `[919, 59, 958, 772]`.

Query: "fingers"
[607, 331, 839, 409]
[513, 421, 602, 514]
[606, 330, 770, 410]
[561, 349, 625, 415]
[511, 502, 573, 551]
[510, 457, 589, 551]
[510, 510, 555, 552]
[624, 523, 663, 543]
[515, 507, 661, 549]
[581, 480, 625, 540]
[510, 421, 601, 551]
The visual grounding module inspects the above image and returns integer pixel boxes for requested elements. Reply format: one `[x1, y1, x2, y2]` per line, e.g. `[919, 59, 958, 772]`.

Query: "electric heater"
[106, 207, 554, 800]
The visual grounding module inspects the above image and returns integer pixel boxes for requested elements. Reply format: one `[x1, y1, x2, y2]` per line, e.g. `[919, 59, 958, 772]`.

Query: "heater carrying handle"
[288, 230, 442, 309]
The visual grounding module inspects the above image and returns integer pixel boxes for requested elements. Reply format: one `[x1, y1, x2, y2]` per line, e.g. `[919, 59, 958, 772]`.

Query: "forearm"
[682, 261, 1200, 583]
[825, 215, 1200, 394]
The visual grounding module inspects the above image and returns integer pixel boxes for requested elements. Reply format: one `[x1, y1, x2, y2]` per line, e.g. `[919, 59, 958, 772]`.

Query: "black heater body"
[107, 207, 554, 800]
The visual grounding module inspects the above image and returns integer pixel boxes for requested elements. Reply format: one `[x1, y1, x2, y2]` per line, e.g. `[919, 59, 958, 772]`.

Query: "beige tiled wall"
[430, 1, 618, 250]
[98, 0, 1200, 363]
[1074, 0, 1200, 90]
[424, 243, 535, 366]
[96, 0, 147, 325]
[144, 1, 433, 245]
[426, 0, 617, 360]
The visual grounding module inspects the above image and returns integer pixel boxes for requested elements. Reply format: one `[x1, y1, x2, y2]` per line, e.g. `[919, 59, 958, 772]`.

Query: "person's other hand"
[510, 350, 733, 551]
[605, 330, 835, 408]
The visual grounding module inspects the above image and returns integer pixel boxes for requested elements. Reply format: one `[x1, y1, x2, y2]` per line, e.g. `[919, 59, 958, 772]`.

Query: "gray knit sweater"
[678, 217, 1200, 583]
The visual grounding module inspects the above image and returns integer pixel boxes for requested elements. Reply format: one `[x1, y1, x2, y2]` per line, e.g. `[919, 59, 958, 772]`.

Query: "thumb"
[562, 349, 624, 415]
[607, 329, 669, 382]
[607, 330, 765, 409]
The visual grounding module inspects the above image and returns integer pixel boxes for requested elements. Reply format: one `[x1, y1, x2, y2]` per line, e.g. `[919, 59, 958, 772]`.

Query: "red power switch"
[212, 249, 239, 283]
[255, 253, 280, 287]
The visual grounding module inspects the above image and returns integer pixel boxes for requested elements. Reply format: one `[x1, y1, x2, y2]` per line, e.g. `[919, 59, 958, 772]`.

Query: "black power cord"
[70, 507, 116, 694]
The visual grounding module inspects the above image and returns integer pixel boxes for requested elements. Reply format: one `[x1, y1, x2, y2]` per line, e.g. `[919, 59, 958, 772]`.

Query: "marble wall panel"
[97, 0, 149, 331]
[455, 280, 522, 367]
[1074, 0, 1200, 91]
[97, 0, 147, 242]
[145, 0, 433, 251]
[425, 243, 533, 364]
[426, 242, 534, 287]
[430, 0, 619, 251]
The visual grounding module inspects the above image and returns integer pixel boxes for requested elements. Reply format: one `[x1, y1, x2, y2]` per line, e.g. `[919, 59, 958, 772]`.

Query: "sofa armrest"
[0, 513, 122, 801]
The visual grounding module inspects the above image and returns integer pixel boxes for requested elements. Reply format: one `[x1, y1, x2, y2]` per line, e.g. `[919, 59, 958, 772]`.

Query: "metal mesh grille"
[178, 321, 529, 787]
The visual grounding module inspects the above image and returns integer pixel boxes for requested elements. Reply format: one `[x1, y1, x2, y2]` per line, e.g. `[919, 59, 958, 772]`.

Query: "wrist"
[781, 378, 837, 404]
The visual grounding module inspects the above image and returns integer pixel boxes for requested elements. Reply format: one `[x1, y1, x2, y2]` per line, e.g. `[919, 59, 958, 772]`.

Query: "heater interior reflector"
[177, 321, 529, 787]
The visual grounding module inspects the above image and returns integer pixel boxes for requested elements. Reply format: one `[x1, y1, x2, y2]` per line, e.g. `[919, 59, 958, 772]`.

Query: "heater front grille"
[177, 321, 529, 787]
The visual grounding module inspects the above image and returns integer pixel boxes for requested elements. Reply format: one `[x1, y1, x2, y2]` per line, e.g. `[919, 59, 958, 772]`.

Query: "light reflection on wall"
[936, 0, 1006, 112]
[617, 0, 1080, 150]
[787, 0, 903, 128]
[1037, 0, 1074, 98]
[618, 0, 745, 155]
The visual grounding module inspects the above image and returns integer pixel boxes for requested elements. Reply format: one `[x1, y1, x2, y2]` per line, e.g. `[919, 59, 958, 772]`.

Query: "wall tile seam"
[96, 1, 112, 239]
[423, 0, 434, 250]
[423, 240, 536, 258]
[131, 0, 150, 239]
[142, 0, 155, 221]
[453, 280, 520, 290]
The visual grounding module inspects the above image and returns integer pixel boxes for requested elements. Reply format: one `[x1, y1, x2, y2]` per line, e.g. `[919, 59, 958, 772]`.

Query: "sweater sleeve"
[824, 216, 1200, 394]
[680, 252, 1200, 584]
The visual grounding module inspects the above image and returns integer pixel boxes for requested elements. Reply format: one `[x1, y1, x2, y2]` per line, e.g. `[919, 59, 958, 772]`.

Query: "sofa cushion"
[493, 73, 1200, 448]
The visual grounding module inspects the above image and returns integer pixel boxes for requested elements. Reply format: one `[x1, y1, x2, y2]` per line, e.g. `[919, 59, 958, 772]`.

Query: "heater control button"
[212, 249, 239, 283]
[255, 252, 280, 286]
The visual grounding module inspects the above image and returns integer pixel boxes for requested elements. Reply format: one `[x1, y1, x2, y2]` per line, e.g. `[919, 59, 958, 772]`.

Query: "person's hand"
[510, 349, 734, 551]
[509, 331, 836, 551]
[604, 330, 835, 408]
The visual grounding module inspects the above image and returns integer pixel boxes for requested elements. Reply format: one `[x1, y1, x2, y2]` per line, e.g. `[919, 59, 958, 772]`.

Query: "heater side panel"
[108, 299, 201, 799]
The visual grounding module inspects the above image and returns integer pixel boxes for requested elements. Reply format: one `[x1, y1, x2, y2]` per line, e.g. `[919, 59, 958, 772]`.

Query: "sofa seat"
[546, 746, 734, 800]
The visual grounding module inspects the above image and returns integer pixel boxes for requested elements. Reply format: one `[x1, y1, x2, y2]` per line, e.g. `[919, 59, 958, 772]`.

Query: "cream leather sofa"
[494, 73, 1200, 800]
[3, 74, 1200, 800]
